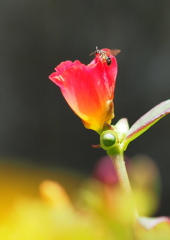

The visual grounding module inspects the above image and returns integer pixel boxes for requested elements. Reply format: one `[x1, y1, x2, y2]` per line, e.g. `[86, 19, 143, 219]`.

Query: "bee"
[90, 46, 121, 66]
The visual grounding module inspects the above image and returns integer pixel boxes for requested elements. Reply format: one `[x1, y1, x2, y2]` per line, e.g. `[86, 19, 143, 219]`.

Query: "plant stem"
[108, 149, 139, 218]
[111, 150, 132, 194]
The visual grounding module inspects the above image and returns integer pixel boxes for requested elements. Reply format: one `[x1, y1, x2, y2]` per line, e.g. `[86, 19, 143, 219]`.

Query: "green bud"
[100, 130, 118, 150]
[102, 133, 116, 146]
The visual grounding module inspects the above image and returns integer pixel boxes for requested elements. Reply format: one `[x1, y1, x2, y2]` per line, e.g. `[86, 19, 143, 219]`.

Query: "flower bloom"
[49, 48, 118, 133]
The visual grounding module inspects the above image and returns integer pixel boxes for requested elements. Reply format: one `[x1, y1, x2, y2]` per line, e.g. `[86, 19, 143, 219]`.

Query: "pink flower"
[49, 48, 119, 133]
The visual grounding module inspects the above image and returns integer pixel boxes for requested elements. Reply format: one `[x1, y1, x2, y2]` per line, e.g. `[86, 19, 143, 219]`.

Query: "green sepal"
[102, 122, 115, 131]
[123, 100, 170, 150]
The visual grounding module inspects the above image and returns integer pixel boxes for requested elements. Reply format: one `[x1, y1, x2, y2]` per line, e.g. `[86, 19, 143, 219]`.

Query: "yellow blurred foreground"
[0, 156, 169, 240]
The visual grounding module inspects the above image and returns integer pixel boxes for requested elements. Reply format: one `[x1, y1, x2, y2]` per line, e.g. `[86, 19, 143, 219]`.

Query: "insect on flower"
[90, 46, 121, 66]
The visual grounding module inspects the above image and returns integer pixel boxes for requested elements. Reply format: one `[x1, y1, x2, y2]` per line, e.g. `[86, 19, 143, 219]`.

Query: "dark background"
[0, 0, 170, 215]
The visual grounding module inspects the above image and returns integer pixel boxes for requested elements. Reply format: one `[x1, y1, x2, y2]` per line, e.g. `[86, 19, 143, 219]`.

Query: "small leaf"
[115, 118, 129, 143]
[123, 100, 170, 150]
[115, 118, 129, 135]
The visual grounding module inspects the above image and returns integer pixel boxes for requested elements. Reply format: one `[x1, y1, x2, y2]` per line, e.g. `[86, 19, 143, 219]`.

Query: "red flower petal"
[49, 48, 118, 132]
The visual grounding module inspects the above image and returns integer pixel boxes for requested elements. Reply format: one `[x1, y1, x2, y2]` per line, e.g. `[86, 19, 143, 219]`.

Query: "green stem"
[108, 148, 139, 218]
[111, 150, 132, 194]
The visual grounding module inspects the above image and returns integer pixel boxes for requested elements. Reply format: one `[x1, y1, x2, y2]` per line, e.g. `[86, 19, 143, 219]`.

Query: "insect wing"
[110, 49, 121, 57]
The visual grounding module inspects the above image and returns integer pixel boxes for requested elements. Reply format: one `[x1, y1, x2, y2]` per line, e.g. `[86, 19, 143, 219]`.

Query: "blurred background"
[0, 0, 170, 216]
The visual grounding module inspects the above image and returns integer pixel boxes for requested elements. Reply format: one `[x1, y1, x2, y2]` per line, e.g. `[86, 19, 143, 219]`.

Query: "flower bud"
[100, 130, 118, 150]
